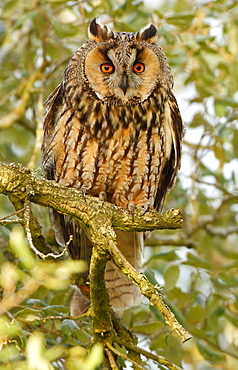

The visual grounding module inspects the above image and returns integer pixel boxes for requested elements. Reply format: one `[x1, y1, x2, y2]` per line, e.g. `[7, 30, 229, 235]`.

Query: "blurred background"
[0, 0, 238, 369]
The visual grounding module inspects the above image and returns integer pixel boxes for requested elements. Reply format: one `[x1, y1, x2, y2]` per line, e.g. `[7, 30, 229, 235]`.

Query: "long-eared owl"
[42, 18, 184, 315]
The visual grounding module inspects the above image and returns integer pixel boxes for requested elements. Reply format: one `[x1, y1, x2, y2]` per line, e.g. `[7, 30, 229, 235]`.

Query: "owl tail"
[50, 210, 143, 314]
[105, 230, 143, 312]
[70, 228, 143, 315]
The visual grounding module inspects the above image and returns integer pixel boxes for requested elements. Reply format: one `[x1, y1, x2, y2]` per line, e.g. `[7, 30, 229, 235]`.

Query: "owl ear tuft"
[136, 24, 158, 42]
[88, 18, 114, 42]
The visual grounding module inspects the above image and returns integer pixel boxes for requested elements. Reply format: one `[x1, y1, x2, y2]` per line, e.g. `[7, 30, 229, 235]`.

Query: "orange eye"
[100, 63, 115, 73]
[133, 62, 145, 73]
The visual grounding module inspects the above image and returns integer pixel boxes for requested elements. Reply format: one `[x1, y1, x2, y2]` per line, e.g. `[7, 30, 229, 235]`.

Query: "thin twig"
[104, 347, 120, 370]
[17, 315, 74, 323]
[114, 338, 183, 370]
[23, 199, 69, 260]
[0, 208, 24, 221]
[107, 239, 192, 343]
[0, 218, 24, 225]
[107, 343, 145, 370]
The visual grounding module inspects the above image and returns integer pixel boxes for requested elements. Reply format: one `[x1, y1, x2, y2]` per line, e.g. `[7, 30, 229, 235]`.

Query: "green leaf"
[233, 129, 238, 158]
[132, 321, 164, 335]
[27, 299, 47, 307]
[60, 319, 80, 336]
[150, 332, 168, 351]
[195, 339, 226, 363]
[144, 250, 178, 266]
[166, 12, 194, 29]
[166, 335, 182, 366]
[144, 269, 160, 285]
[214, 141, 226, 165]
[2, 0, 22, 16]
[76, 329, 90, 344]
[214, 101, 226, 117]
[189, 113, 205, 128]
[42, 305, 69, 316]
[186, 305, 206, 324]
[14, 307, 40, 321]
[84, 344, 104, 369]
[0, 318, 22, 337]
[164, 265, 180, 291]
[182, 253, 210, 269]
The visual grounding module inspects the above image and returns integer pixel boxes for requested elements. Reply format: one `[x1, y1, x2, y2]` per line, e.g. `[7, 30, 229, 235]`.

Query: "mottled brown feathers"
[42, 18, 184, 314]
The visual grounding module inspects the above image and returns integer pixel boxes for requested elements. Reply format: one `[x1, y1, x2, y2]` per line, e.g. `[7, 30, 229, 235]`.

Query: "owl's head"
[78, 18, 173, 105]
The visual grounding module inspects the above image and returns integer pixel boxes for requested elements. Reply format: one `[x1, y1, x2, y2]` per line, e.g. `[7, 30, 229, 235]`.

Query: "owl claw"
[81, 188, 87, 203]
[99, 191, 105, 206]
[141, 201, 151, 216]
[128, 202, 135, 222]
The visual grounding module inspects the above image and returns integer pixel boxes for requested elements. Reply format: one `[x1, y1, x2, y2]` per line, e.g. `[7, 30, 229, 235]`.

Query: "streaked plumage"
[42, 18, 184, 315]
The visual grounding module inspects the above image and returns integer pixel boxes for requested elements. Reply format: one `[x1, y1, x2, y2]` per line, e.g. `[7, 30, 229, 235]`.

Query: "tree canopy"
[0, 0, 238, 369]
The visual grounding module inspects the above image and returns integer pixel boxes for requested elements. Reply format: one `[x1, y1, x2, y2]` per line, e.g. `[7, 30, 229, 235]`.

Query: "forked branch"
[0, 162, 192, 356]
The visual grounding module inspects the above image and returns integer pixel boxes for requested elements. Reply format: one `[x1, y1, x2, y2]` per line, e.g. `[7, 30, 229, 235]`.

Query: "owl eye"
[133, 62, 145, 73]
[100, 63, 115, 73]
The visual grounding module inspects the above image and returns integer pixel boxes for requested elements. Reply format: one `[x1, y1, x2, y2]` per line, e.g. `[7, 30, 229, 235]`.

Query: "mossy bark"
[0, 161, 191, 369]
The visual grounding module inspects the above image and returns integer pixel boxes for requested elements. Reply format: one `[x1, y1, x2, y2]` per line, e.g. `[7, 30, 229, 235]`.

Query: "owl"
[41, 18, 184, 315]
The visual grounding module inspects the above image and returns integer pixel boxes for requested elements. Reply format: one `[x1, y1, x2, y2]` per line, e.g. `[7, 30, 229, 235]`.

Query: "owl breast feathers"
[41, 18, 184, 315]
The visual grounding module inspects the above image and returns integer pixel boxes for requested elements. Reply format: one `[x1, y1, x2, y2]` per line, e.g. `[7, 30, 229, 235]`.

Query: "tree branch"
[106, 236, 192, 343]
[113, 337, 183, 370]
[0, 161, 191, 347]
[0, 162, 183, 233]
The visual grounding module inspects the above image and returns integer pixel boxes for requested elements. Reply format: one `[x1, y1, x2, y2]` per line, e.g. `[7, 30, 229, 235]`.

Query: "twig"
[23, 199, 69, 260]
[107, 238, 192, 343]
[0, 218, 24, 226]
[107, 343, 145, 370]
[105, 347, 120, 370]
[17, 315, 75, 323]
[114, 338, 183, 370]
[0, 208, 24, 221]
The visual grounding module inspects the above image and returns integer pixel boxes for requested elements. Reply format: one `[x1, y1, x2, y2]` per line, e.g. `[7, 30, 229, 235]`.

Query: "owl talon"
[81, 188, 87, 203]
[141, 201, 151, 216]
[99, 191, 105, 205]
[128, 202, 135, 222]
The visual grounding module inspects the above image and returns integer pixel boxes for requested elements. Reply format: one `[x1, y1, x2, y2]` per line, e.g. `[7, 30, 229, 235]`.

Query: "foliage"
[0, 0, 238, 369]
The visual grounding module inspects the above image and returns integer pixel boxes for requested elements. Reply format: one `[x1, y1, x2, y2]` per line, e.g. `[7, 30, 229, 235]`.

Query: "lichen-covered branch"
[0, 161, 191, 349]
[106, 237, 192, 343]
[88, 217, 115, 339]
[0, 162, 183, 232]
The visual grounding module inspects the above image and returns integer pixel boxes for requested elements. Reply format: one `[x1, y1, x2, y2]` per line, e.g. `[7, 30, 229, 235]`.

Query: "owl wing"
[42, 83, 93, 262]
[42, 84, 93, 317]
[154, 92, 184, 211]
[41, 84, 62, 177]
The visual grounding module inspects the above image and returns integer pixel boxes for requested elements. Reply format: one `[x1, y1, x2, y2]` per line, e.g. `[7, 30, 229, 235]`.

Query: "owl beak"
[119, 73, 129, 95]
